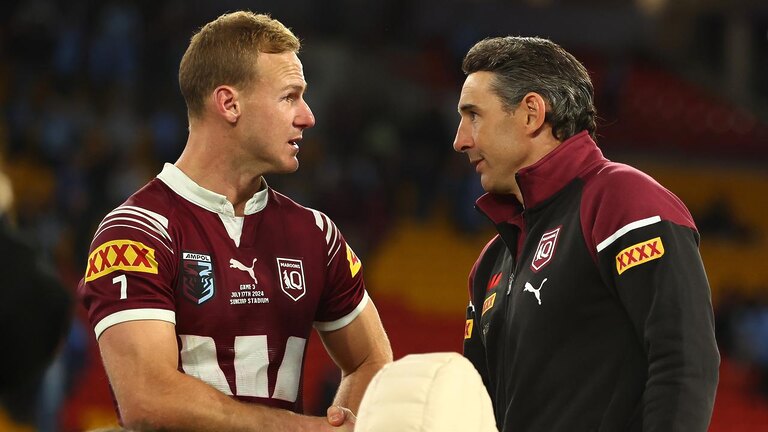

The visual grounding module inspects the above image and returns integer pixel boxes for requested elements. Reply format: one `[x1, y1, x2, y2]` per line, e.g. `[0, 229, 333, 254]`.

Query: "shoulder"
[90, 178, 176, 253]
[268, 189, 344, 244]
[580, 161, 696, 249]
[468, 235, 503, 294]
[478, 235, 503, 261]
[472, 234, 505, 275]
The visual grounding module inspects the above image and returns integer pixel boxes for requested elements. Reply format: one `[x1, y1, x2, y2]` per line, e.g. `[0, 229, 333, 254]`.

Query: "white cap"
[356, 352, 498, 432]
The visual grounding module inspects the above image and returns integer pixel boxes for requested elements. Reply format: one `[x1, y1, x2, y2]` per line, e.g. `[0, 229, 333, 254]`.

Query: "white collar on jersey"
[156, 163, 269, 216]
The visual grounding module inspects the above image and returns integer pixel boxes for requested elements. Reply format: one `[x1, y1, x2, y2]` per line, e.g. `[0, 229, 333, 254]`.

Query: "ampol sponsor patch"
[616, 237, 665, 275]
[346, 244, 361, 277]
[465, 319, 474, 339]
[85, 240, 157, 282]
[482, 292, 497, 316]
[180, 251, 215, 305]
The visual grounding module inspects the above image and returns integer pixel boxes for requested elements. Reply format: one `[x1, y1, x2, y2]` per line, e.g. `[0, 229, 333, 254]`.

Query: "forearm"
[116, 370, 326, 432]
[642, 346, 719, 431]
[320, 300, 393, 414]
[641, 267, 719, 429]
[332, 357, 390, 413]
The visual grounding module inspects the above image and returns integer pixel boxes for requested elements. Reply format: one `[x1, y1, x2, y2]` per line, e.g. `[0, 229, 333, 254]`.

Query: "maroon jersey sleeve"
[78, 199, 178, 339]
[307, 209, 368, 331]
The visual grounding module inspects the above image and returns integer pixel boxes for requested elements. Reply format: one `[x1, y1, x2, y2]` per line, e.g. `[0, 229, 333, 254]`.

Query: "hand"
[327, 405, 356, 429]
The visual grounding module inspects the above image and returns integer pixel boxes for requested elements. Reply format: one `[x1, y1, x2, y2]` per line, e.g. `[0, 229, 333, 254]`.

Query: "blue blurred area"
[1, 0, 767, 430]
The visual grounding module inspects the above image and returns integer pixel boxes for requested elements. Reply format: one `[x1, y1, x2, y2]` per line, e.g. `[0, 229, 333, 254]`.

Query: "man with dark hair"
[457, 36, 719, 431]
[78, 11, 391, 431]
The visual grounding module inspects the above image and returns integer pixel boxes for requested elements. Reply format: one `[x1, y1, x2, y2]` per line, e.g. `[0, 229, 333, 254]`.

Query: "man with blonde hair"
[79, 11, 391, 431]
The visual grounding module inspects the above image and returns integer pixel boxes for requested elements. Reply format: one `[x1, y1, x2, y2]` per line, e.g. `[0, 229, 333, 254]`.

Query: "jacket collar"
[476, 131, 606, 224]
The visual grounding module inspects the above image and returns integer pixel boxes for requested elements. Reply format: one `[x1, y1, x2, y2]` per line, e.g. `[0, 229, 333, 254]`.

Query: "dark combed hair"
[462, 36, 597, 141]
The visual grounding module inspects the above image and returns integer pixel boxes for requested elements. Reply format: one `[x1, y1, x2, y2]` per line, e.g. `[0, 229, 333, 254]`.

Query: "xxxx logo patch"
[465, 319, 474, 339]
[346, 244, 361, 277]
[482, 293, 497, 316]
[616, 237, 665, 275]
[85, 240, 157, 282]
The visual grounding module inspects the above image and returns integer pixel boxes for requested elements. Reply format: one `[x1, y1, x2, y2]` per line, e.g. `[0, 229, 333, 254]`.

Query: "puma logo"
[230, 258, 258, 285]
[523, 278, 548, 305]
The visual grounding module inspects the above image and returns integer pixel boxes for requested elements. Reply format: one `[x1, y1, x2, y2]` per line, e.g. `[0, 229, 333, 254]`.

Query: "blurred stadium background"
[1, 0, 767, 430]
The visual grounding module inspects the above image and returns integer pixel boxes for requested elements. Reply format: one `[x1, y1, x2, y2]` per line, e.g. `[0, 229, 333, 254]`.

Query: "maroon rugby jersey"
[78, 163, 368, 412]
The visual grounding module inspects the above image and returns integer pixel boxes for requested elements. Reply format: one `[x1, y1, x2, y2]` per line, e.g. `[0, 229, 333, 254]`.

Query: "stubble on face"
[237, 52, 310, 175]
[458, 72, 526, 196]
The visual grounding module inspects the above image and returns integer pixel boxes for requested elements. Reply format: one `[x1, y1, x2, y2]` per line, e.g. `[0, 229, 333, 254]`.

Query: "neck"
[510, 182, 524, 207]
[176, 123, 265, 215]
[513, 127, 563, 207]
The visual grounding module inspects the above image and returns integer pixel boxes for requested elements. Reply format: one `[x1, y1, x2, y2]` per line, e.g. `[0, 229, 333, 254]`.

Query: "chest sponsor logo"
[346, 244, 362, 278]
[277, 258, 306, 301]
[481, 292, 497, 316]
[531, 226, 561, 272]
[180, 251, 215, 305]
[464, 319, 474, 339]
[616, 237, 665, 275]
[85, 240, 157, 282]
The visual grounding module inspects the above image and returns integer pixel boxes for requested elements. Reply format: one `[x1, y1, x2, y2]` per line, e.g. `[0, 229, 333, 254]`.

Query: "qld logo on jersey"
[277, 258, 306, 301]
[531, 226, 561, 272]
[616, 237, 665, 275]
[85, 240, 157, 282]
[180, 251, 215, 305]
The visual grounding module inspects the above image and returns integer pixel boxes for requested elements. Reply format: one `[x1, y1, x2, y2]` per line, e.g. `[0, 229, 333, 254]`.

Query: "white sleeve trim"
[596, 216, 661, 252]
[94, 308, 176, 340]
[310, 208, 325, 231]
[313, 290, 370, 332]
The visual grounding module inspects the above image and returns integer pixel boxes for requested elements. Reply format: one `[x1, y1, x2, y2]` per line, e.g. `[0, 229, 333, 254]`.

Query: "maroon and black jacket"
[463, 131, 719, 432]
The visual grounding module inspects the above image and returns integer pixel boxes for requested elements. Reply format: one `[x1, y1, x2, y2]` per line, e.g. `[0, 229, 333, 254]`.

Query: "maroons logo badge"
[531, 226, 561, 272]
[276, 257, 306, 301]
[180, 251, 215, 305]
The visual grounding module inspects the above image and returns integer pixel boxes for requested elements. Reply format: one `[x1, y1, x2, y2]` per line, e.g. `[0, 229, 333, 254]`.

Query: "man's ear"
[212, 85, 240, 124]
[521, 92, 547, 133]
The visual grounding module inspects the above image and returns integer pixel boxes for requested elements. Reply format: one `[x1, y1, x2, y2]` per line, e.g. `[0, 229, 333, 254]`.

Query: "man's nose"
[297, 100, 316, 129]
[453, 119, 472, 152]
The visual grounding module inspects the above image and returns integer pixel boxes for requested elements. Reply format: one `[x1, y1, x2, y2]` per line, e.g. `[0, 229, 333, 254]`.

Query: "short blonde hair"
[178, 11, 300, 118]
